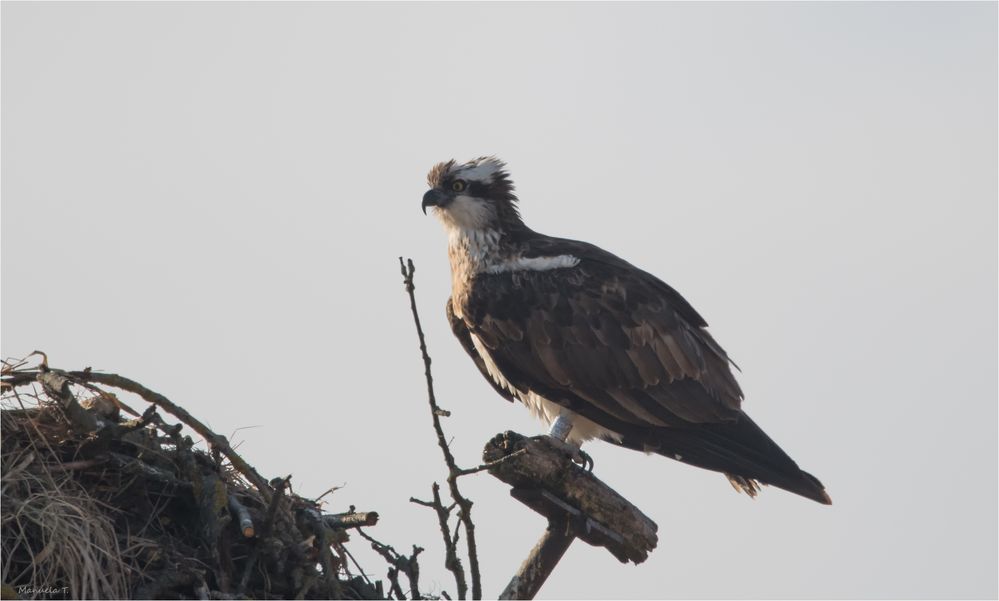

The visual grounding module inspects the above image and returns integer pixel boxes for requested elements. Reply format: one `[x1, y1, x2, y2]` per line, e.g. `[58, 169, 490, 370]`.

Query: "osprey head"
[422, 157, 521, 231]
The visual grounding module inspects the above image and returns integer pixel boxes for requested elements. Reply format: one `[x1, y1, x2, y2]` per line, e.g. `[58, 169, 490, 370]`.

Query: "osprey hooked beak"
[422, 188, 450, 215]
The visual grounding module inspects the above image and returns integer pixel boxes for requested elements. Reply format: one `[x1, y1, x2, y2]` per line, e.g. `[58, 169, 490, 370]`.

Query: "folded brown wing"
[462, 259, 744, 427]
[447, 297, 516, 403]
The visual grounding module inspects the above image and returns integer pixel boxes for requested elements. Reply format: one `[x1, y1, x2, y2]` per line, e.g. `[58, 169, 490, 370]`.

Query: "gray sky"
[2, 2, 996, 598]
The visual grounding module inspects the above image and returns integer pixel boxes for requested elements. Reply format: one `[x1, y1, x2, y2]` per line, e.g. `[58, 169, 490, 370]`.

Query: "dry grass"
[2, 388, 130, 599]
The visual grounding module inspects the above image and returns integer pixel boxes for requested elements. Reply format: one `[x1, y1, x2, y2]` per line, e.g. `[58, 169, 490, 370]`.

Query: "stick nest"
[1, 359, 387, 600]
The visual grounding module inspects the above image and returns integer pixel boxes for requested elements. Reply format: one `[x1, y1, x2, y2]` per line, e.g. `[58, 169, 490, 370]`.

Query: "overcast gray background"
[2, 2, 997, 599]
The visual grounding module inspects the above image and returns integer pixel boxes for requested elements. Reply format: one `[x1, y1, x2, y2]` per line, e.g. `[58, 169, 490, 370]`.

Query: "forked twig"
[410, 482, 467, 599]
[357, 528, 423, 600]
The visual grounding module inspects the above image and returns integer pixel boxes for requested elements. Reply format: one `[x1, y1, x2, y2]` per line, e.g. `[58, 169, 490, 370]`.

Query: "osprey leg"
[546, 415, 594, 471]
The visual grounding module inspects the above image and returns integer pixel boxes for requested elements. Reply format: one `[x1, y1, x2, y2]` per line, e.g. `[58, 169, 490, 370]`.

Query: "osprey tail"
[639, 413, 832, 505]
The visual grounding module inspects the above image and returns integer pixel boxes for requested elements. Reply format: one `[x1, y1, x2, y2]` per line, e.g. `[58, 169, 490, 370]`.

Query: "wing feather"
[460, 251, 743, 427]
[446, 298, 515, 403]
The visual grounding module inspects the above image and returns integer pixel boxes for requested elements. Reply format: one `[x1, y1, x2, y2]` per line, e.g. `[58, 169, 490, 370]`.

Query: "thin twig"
[410, 482, 466, 599]
[408, 497, 438, 509]
[399, 257, 483, 599]
[51, 457, 106, 471]
[316, 483, 346, 502]
[357, 528, 423, 600]
[386, 568, 406, 600]
[336, 541, 374, 588]
[455, 449, 529, 477]
[451, 518, 462, 550]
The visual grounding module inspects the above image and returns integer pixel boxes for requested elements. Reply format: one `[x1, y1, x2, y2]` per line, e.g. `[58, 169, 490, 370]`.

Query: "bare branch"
[455, 449, 528, 477]
[400, 257, 482, 599]
[357, 528, 423, 600]
[409, 497, 438, 509]
[67, 370, 274, 502]
[410, 482, 467, 599]
[398, 258, 458, 471]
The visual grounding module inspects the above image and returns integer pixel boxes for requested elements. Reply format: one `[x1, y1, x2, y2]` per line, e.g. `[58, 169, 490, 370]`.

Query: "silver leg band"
[548, 414, 573, 442]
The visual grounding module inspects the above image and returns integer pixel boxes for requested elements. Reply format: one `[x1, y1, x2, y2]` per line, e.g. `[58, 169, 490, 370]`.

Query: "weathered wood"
[483, 431, 658, 564]
[108, 452, 193, 489]
[498, 523, 575, 600]
[37, 371, 99, 434]
[229, 494, 256, 538]
[324, 511, 379, 530]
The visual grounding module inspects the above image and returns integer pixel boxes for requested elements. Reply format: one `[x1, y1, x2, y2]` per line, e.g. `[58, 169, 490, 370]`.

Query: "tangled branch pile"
[1, 358, 393, 600]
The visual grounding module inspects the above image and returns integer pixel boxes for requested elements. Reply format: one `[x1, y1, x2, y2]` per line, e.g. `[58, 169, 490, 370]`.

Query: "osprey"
[422, 157, 831, 505]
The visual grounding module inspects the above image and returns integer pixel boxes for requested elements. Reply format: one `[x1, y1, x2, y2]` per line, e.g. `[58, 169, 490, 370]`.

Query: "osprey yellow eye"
[451, 180, 466, 193]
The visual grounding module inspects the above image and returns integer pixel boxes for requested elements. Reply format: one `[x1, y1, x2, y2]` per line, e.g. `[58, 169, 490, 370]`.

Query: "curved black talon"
[534, 434, 595, 472]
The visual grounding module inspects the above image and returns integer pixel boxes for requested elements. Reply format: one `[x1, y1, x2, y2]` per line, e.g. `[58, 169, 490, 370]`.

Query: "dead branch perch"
[498, 523, 575, 600]
[483, 431, 658, 565]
